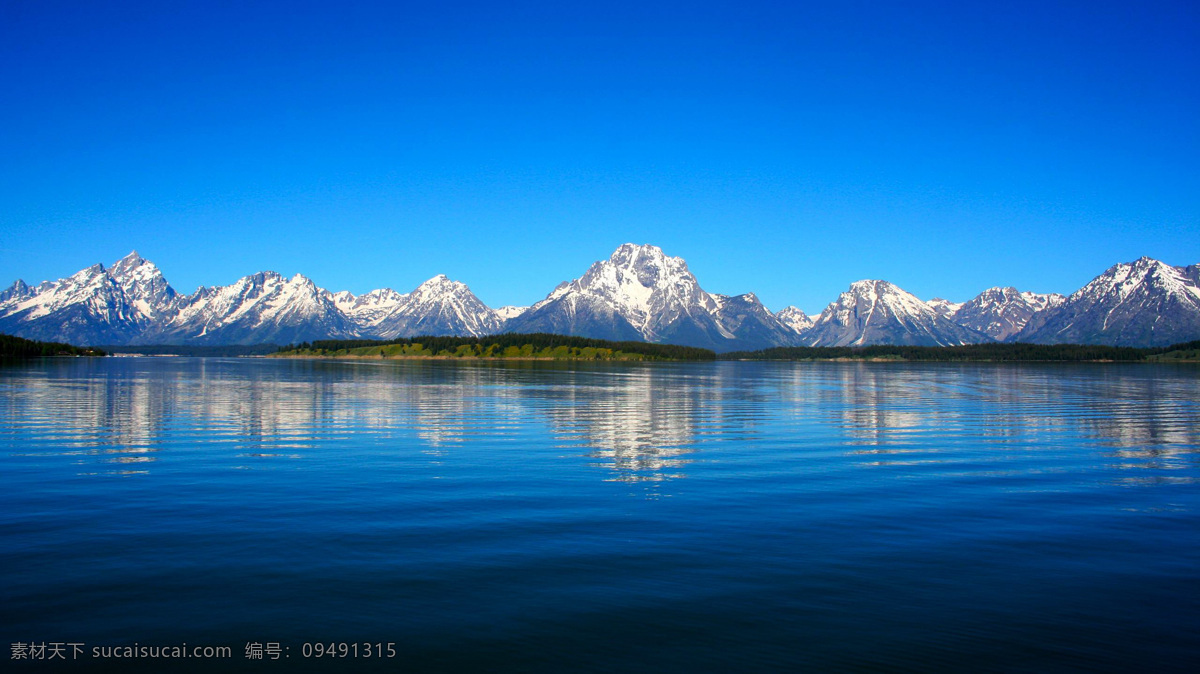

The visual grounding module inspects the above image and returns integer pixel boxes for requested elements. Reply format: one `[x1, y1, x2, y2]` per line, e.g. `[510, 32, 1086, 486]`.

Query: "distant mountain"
[776, 306, 815, 335]
[495, 305, 528, 321]
[926, 298, 963, 320]
[145, 271, 358, 345]
[3, 249, 1196, 348]
[952, 287, 1064, 341]
[1016, 257, 1200, 346]
[331, 287, 406, 334]
[504, 243, 799, 352]
[709, 293, 802, 352]
[0, 252, 168, 345]
[109, 251, 179, 321]
[0, 279, 31, 303]
[362, 275, 502, 339]
[804, 280, 988, 347]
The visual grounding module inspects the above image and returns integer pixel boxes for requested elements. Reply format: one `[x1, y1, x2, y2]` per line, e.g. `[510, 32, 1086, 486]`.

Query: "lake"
[1, 357, 1198, 671]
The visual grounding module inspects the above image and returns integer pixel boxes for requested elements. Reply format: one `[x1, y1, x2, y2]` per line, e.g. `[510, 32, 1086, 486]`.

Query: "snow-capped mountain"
[365, 275, 502, 338]
[0, 253, 502, 346]
[952, 287, 1065, 341]
[0, 252, 170, 345]
[4, 249, 1197, 349]
[496, 305, 528, 321]
[804, 280, 988, 347]
[1016, 257, 1200, 346]
[709, 293, 802, 351]
[109, 251, 178, 320]
[776, 306, 815, 335]
[331, 288, 407, 334]
[504, 243, 799, 351]
[926, 298, 963, 320]
[145, 271, 359, 345]
[0, 279, 31, 303]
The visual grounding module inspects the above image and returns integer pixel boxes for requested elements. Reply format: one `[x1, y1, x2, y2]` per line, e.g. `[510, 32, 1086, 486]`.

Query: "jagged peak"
[363, 288, 406, 300]
[416, 274, 463, 289]
[408, 275, 476, 306]
[845, 279, 897, 294]
[975, 286, 1021, 299]
[1106, 256, 1170, 275]
[0, 279, 31, 302]
[610, 242, 666, 260]
[72, 263, 106, 278]
[116, 250, 144, 264]
[606, 243, 688, 274]
[496, 305, 528, 320]
[848, 279, 882, 288]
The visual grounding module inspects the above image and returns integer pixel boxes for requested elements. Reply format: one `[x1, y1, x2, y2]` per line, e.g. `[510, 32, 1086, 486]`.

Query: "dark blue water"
[2, 358, 1198, 671]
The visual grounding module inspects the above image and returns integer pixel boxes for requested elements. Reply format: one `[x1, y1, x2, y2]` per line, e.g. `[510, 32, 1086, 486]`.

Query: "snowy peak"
[506, 243, 798, 351]
[5, 248, 1197, 349]
[1017, 257, 1200, 346]
[0, 279, 31, 303]
[108, 250, 178, 319]
[333, 288, 406, 321]
[366, 274, 501, 338]
[411, 274, 467, 302]
[926, 297, 963, 319]
[109, 250, 146, 277]
[1067, 256, 1198, 305]
[804, 279, 986, 347]
[952, 286, 1064, 341]
[496, 305, 528, 321]
[776, 306, 814, 334]
[148, 269, 356, 345]
[567, 242, 710, 336]
[0, 254, 175, 345]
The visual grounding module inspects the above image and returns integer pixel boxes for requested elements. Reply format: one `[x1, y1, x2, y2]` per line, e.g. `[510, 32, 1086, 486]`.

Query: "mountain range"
[2, 246, 1198, 350]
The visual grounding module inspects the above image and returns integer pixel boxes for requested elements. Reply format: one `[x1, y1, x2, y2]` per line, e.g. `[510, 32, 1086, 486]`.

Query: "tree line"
[1, 334, 106, 358]
[277, 333, 716, 361]
[718, 341, 1200, 362]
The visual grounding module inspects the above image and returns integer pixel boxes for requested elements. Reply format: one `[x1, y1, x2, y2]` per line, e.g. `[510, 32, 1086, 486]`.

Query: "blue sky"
[2, 1, 1197, 314]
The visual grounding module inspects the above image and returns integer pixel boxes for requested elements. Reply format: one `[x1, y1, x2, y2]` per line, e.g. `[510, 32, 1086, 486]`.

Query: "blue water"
[2, 358, 1198, 671]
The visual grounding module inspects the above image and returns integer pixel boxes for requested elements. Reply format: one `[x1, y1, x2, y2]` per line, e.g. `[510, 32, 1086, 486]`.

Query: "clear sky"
[2, 1, 1197, 314]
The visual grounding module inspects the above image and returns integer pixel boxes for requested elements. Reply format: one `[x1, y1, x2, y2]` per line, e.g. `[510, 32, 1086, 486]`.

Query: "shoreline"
[267, 353, 1200, 364]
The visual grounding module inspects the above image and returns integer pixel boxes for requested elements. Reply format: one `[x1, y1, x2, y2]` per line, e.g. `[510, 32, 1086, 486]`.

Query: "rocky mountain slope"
[0, 252, 170, 344]
[2, 250, 1197, 348]
[952, 287, 1064, 341]
[1016, 257, 1200, 346]
[503, 244, 799, 352]
[144, 271, 358, 345]
[776, 306, 814, 335]
[803, 280, 988, 347]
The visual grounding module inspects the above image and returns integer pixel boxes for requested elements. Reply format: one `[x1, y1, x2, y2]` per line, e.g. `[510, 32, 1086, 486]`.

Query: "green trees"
[273, 333, 717, 361]
[717, 342, 1186, 362]
[0, 334, 106, 358]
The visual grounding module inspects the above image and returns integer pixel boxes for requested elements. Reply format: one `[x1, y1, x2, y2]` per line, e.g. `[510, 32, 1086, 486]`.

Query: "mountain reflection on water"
[3, 357, 1200, 670]
[2, 358, 1197, 486]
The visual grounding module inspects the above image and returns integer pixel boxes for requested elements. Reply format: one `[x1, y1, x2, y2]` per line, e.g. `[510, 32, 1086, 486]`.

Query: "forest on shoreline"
[273, 333, 717, 361]
[6, 332, 1199, 363]
[0, 334, 106, 358]
[719, 341, 1200, 362]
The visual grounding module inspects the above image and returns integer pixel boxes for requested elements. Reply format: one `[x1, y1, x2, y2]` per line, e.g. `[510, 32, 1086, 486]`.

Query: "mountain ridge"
[2, 247, 1197, 349]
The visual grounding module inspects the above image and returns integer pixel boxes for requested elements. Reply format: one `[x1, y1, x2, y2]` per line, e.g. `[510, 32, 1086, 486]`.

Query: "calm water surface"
[2, 358, 1198, 671]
